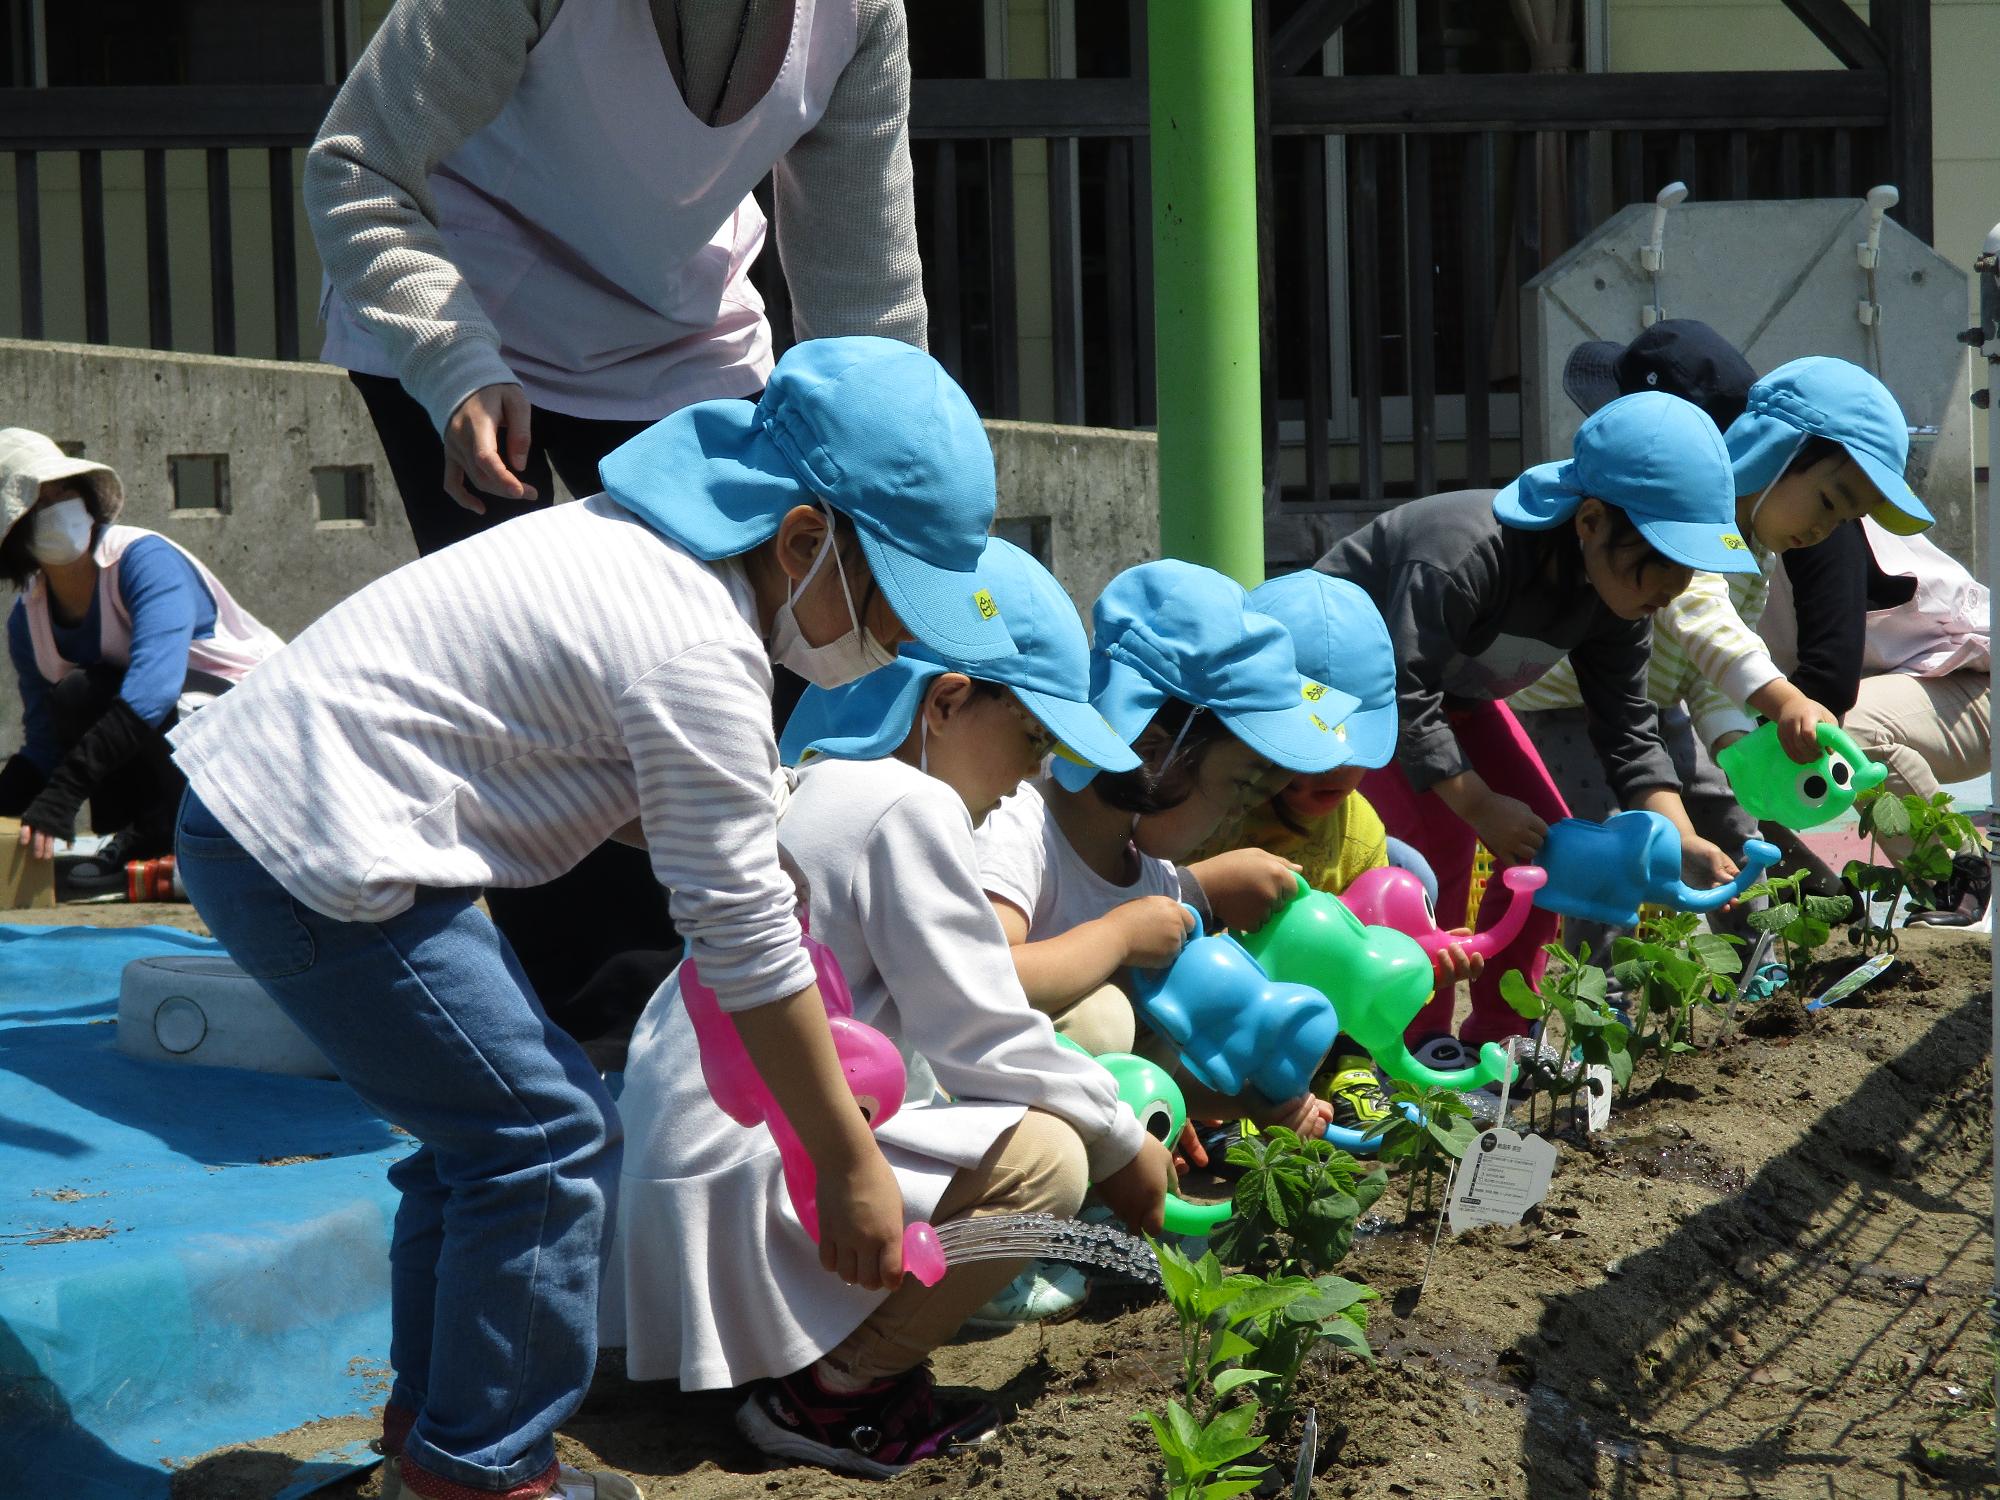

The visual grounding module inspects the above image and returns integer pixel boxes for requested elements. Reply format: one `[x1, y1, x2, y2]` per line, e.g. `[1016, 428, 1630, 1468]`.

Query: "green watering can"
[1716, 720, 1887, 830]
[1055, 1036, 1231, 1236]
[1239, 875, 1515, 1093]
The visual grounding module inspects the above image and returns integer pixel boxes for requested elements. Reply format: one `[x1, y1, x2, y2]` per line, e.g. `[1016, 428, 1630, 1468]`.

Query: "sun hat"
[0, 429, 122, 542]
[1492, 390, 1757, 575]
[597, 336, 1015, 662]
[1562, 319, 1756, 431]
[1248, 571, 1397, 771]
[1049, 560, 1363, 793]
[1723, 356, 1933, 537]
[779, 540, 1140, 771]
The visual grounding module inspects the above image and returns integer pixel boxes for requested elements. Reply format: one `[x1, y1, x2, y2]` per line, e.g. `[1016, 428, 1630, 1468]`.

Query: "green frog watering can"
[1715, 720, 1886, 830]
[1239, 876, 1514, 1093]
[1055, 1037, 1231, 1236]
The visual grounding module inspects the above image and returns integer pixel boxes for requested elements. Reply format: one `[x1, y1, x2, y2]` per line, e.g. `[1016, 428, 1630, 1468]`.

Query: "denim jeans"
[174, 790, 623, 1491]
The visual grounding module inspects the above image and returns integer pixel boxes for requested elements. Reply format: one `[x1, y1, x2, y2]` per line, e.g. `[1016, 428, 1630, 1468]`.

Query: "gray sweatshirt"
[306, 0, 925, 430]
[1316, 490, 1678, 802]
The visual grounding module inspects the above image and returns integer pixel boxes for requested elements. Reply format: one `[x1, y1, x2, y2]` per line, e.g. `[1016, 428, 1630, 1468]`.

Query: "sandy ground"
[131, 927, 1999, 1499]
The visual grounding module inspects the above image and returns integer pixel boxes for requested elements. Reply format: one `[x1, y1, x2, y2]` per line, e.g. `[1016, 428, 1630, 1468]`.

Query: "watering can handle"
[1178, 903, 1207, 942]
[1163, 1193, 1232, 1236]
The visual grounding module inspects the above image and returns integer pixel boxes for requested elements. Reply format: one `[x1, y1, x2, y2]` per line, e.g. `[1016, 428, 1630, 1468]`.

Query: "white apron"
[322, 0, 860, 420]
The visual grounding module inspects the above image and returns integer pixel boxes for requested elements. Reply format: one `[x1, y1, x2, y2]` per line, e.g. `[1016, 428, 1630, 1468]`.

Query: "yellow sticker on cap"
[1303, 680, 1328, 702]
[974, 589, 999, 619]
[1309, 713, 1330, 733]
[1720, 533, 1747, 550]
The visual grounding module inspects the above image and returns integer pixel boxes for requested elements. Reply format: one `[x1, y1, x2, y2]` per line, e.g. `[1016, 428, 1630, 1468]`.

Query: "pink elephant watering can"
[1129, 907, 1341, 1104]
[1337, 863, 1549, 966]
[1239, 875, 1516, 1093]
[683, 923, 948, 1287]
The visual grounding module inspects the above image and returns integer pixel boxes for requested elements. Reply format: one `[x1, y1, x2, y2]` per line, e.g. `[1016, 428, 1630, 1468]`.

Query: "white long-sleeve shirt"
[170, 494, 812, 1012]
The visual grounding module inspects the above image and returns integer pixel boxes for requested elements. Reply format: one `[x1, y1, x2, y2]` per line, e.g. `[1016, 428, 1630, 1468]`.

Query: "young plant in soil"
[1135, 1400, 1269, 1500]
[1209, 1127, 1388, 1279]
[1609, 911, 1742, 1091]
[1368, 1080, 1477, 1221]
[1740, 868, 1852, 975]
[1498, 942, 1630, 1132]
[1846, 787, 1983, 955]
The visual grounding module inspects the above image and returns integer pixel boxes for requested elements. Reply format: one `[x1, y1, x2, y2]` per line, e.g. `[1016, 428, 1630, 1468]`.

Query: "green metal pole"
[1148, 0, 1264, 585]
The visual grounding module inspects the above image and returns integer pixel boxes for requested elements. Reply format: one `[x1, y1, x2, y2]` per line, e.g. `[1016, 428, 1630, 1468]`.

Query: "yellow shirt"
[1198, 792, 1390, 897]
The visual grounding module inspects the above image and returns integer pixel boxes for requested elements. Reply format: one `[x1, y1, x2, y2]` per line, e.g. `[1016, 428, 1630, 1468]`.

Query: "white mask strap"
[1748, 434, 1810, 531]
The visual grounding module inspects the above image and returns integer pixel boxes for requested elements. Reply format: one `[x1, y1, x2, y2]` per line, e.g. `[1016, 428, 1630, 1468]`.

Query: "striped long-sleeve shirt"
[169, 495, 813, 1012]
[1508, 544, 1782, 751]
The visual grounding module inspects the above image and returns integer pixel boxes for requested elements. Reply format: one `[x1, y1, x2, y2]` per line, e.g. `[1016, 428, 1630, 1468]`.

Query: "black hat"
[1563, 319, 1756, 432]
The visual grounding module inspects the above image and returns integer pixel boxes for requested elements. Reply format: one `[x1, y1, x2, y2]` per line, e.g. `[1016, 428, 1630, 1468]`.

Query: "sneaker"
[1410, 1035, 1475, 1072]
[962, 1259, 1089, 1330]
[1319, 1059, 1393, 1134]
[737, 1363, 999, 1478]
[382, 1458, 640, 1500]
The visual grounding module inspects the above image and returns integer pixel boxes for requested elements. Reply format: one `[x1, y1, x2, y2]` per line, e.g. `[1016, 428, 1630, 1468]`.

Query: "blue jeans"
[174, 790, 622, 1491]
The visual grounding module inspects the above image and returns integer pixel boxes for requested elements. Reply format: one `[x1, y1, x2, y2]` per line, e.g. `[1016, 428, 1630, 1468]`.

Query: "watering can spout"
[1384, 1038, 1515, 1093]
[1662, 837, 1782, 913]
[1466, 865, 1548, 960]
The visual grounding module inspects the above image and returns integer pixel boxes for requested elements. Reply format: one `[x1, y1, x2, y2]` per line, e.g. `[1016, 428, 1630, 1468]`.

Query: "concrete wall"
[0, 341, 1160, 754]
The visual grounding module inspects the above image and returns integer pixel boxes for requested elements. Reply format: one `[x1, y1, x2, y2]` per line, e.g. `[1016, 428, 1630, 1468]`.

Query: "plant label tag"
[1804, 953, 1897, 1011]
[1584, 1065, 1613, 1134]
[1448, 1128, 1557, 1235]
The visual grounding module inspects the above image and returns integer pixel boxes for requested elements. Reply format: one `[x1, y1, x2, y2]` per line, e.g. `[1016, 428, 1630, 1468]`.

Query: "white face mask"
[26, 497, 93, 567]
[768, 509, 897, 689]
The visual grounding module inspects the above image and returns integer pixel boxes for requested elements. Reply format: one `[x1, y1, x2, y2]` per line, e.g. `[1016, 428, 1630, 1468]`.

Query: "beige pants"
[822, 1108, 1089, 1382]
[1844, 670, 1991, 857]
[1047, 981, 1137, 1055]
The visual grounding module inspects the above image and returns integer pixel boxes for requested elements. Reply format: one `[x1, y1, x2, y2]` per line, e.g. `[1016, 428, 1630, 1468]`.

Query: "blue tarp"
[0, 924, 406, 1494]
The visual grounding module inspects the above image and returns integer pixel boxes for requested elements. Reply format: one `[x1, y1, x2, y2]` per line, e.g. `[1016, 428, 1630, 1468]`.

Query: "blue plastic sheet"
[0, 924, 406, 1495]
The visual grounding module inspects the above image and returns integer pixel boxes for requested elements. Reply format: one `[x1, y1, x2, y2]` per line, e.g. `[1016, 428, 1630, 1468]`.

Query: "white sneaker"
[381, 1458, 640, 1500]
[963, 1259, 1090, 1330]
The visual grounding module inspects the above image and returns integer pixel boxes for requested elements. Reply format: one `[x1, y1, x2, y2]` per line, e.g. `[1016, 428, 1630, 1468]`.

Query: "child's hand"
[1184, 847, 1303, 932]
[1681, 834, 1739, 891]
[1097, 1134, 1172, 1236]
[1251, 1092, 1334, 1138]
[1172, 1120, 1209, 1174]
[1112, 895, 1196, 968]
[815, 1143, 908, 1291]
[1775, 693, 1838, 763]
[1468, 792, 1548, 866]
[1434, 932, 1484, 986]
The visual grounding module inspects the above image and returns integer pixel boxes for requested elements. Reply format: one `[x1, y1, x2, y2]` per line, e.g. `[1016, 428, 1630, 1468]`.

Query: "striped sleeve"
[617, 639, 815, 1012]
[1654, 569, 1778, 749]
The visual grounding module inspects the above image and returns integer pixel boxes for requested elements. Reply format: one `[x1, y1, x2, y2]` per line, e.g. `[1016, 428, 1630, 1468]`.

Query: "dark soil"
[167, 929, 2000, 1498]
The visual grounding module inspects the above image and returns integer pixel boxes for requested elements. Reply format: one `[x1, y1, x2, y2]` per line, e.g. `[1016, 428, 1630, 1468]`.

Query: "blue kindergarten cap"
[1493, 390, 1756, 575]
[597, 336, 1015, 662]
[1724, 356, 1933, 537]
[1249, 572, 1397, 771]
[780, 540, 1140, 773]
[1051, 560, 1362, 793]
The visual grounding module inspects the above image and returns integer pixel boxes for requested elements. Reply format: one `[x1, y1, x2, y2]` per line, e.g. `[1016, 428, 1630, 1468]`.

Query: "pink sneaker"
[736, 1364, 999, 1477]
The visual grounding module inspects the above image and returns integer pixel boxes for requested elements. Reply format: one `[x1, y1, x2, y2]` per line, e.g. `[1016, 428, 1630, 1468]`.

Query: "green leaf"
[1746, 902, 1800, 934]
[1499, 967, 1546, 1019]
[1207, 1327, 1257, 1370]
[1194, 1478, 1268, 1500]
[1317, 1315, 1375, 1361]
[1869, 795, 1912, 838]
[1803, 893, 1854, 923]
[1211, 1367, 1278, 1397]
[1689, 931, 1745, 975]
[1166, 1399, 1203, 1456]
[1193, 1402, 1265, 1464]
[1608, 1046, 1634, 1087]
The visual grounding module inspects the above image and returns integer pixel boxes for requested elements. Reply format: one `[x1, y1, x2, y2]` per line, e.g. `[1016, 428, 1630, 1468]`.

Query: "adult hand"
[1112, 895, 1197, 969]
[1434, 932, 1484, 987]
[1185, 848, 1303, 933]
[1468, 792, 1548, 867]
[17, 821, 58, 862]
[814, 1142, 907, 1291]
[1096, 1135, 1172, 1236]
[443, 383, 537, 513]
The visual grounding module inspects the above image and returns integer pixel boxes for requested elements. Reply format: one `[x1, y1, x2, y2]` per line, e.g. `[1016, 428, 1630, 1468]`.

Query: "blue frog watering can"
[1531, 810, 1781, 930]
[1129, 908, 1341, 1104]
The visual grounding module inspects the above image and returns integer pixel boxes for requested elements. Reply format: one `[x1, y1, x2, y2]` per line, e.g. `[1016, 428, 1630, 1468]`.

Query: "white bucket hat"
[0, 428, 123, 544]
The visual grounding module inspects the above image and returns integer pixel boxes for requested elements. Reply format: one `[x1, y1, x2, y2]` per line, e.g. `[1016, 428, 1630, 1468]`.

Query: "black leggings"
[49, 667, 185, 856]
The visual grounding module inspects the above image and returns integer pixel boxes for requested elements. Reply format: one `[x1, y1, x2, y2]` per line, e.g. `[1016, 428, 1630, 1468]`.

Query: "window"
[169, 454, 228, 513]
[312, 464, 371, 526]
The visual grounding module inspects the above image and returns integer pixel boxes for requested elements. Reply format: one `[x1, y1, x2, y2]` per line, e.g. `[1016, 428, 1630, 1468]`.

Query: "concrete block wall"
[0, 341, 1160, 757]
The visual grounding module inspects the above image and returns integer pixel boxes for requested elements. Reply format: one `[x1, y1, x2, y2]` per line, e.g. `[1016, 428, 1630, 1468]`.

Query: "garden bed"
[178, 928, 1995, 1499]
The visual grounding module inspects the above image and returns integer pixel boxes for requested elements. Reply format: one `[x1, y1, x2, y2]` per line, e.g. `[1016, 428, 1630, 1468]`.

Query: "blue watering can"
[1531, 810, 1781, 930]
[1129, 908, 1341, 1103]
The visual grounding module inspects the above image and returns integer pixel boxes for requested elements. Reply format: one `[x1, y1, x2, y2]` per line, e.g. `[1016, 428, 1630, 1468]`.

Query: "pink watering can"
[1240, 875, 1515, 1093]
[1129, 908, 1340, 1103]
[1530, 810, 1780, 931]
[1338, 863, 1549, 967]
[682, 923, 948, 1287]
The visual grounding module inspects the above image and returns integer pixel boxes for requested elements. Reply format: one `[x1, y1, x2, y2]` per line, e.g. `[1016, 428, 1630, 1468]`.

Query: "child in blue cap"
[603, 541, 1170, 1478]
[168, 337, 1013, 1500]
[1320, 390, 1759, 1069]
[1189, 571, 1480, 1136]
[976, 559, 1361, 1137]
